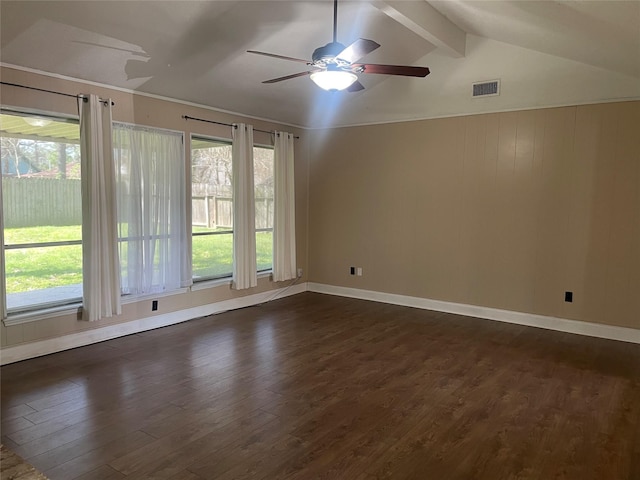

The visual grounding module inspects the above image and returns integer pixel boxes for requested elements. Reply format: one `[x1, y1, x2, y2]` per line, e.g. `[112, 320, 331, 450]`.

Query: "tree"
[1, 137, 25, 177]
[57, 143, 67, 179]
[192, 145, 233, 195]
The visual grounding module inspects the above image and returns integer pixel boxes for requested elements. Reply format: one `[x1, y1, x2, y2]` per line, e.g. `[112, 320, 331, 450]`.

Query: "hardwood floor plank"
[2, 379, 85, 410]
[0, 403, 36, 421]
[108, 409, 277, 477]
[20, 370, 196, 427]
[165, 470, 206, 480]
[0, 416, 35, 435]
[24, 395, 92, 425]
[135, 413, 281, 479]
[71, 465, 126, 480]
[7, 408, 96, 446]
[9, 385, 192, 460]
[26, 403, 183, 472]
[44, 430, 155, 480]
[1, 292, 638, 479]
[0, 435, 20, 451]
[208, 433, 306, 480]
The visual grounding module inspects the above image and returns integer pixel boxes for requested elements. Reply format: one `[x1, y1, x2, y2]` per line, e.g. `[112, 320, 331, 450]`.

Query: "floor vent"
[472, 80, 500, 97]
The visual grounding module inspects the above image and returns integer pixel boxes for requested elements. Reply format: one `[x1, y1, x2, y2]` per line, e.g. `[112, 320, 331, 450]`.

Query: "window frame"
[253, 143, 275, 274]
[189, 135, 275, 283]
[190, 133, 235, 283]
[1, 107, 83, 318]
[113, 121, 187, 298]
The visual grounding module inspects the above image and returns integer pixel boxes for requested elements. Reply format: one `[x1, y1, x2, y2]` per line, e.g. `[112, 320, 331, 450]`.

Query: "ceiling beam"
[373, 0, 466, 58]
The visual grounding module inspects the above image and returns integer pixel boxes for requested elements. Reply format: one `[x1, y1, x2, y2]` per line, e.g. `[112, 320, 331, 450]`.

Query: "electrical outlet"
[356, 267, 363, 276]
[350, 267, 356, 275]
[297, 268, 303, 278]
[564, 291, 573, 303]
[152, 300, 158, 311]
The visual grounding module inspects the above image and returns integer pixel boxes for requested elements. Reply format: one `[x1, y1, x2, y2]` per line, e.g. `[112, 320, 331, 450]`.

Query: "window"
[254, 146, 274, 272]
[190, 139, 274, 281]
[1, 110, 82, 313]
[113, 123, 187, 296]
[191, 137, 234, 281]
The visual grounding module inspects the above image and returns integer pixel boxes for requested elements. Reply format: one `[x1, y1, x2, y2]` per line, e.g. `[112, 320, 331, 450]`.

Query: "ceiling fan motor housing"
[312, 42, 349, 67]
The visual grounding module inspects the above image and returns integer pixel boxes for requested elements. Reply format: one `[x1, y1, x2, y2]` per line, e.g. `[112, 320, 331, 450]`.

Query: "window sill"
[3, 303, 82, 327]
[121, 287, 189, 305]
[191, 277, 232, 291]
[3, 273, 273, 327]
[3, 287, 190, 327]
[190, 271, 272, 292]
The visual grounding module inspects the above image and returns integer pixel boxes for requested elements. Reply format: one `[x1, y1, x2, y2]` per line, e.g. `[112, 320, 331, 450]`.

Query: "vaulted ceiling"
[1, 1, 639, 128]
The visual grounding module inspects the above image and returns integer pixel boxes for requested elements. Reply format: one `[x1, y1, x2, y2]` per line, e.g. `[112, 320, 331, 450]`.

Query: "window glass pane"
[1, 112, 82, 312]
[191, 137, 233, 281]
[254, 146, 274, 272]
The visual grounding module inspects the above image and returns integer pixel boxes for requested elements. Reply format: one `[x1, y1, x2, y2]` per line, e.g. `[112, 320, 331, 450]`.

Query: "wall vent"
[472, 80, 500, 98]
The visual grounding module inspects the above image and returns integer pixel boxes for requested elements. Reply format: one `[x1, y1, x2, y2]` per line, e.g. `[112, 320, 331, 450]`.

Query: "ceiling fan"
[247, 0, 430, 92]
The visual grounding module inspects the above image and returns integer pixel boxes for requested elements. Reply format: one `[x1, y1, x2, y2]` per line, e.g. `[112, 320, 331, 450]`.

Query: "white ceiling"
[1, 1, 639, 128]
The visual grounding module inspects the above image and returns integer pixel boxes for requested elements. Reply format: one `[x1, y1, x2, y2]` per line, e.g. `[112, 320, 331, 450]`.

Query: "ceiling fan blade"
[353, 64, 430, 77]
[347, 80, 365, 92]
[262, 71, 318, 84]
[335, 39, 380, 64]
[247, 50, 311, 64]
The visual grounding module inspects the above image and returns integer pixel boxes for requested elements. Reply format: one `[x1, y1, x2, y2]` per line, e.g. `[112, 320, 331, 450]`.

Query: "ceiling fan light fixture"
[310, 70, 357, 91]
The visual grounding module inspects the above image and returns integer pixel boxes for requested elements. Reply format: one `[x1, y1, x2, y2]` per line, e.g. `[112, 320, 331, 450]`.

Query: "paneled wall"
[308, 102, 640, 329]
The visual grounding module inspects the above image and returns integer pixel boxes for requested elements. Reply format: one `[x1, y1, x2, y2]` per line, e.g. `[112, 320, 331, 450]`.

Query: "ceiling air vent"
[472, 80, 500, 98]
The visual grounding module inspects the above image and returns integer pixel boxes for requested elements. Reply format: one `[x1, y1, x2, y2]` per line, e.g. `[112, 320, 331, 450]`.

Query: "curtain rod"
[0, 81, 114, 106]
[182, 115, 299, 139]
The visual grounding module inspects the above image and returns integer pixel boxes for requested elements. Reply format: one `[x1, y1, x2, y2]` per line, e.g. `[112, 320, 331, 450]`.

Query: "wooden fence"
[2, 177, 82, 227]
[192, 196, 273, 229]
[3, 178, 274, 229]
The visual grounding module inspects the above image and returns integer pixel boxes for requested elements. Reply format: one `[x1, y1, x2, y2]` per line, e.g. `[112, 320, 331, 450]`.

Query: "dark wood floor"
[1, 292, 639, 480]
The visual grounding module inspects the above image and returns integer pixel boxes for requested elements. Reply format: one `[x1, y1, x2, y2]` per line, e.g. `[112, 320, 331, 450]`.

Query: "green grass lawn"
[4, 225, 273, 294]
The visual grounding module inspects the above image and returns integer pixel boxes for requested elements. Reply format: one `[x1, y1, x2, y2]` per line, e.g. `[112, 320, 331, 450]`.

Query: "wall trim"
[307, 283, 640, 344]
[0, 283, 307, 365]
[307, 97, 640, 130]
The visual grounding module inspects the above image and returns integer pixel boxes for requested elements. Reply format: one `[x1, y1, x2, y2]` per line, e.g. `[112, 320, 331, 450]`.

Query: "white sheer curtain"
[273, 131, 297, 281]
[79, 94, 121, 321]
[113, 123, 189, 296]
[232, 123, 257, 289]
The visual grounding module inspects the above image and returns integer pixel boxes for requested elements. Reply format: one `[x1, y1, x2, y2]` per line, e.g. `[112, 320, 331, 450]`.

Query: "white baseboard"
[308, 283, 640, 344]
[0, 282, 308, 365]
[3, 281, 637, 365]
